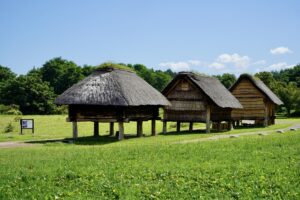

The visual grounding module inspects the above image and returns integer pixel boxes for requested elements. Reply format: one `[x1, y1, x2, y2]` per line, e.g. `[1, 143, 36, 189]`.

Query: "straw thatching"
[162, 72, 242, 109]
[55, 67, 170, 106]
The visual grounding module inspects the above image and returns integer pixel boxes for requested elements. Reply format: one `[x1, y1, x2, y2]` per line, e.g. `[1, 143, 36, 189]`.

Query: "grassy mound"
[96, 62, 135, 72]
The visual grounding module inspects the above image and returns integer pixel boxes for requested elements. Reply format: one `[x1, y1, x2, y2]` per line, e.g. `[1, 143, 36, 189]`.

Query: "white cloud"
[187, 60, 202, 65]
[209, 62, 226, 70]
[158, 61, 190, 71]
[264, 62, 294, 71]
[253, 60, 266, 65]
[270, 47, 292, 55]
[158, 59, 203, 72]
[217, 53, 250, 68]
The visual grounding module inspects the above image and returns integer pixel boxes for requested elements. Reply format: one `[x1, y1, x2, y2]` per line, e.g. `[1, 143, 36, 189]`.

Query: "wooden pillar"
[217, 122, 222, 132]
[109, 122, 114, 136]
[264, 104, 269, 127]
[163, 121, 167, 134]
[94, 122, 99, 137]
[151, 119, 156, 136]
[206, 106, 211, 133]
[177, 122, 181, 132]
[189, 122, 193, 132]
[118, 122, 124, 140]
[137, 121, 143, 137]
[228, 121, 233, 131]
[72, 121, 78, 139]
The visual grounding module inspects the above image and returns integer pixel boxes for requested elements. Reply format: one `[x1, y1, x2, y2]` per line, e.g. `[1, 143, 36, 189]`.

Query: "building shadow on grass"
[24, 135, 118, 146]
[24, 134, 153, 146]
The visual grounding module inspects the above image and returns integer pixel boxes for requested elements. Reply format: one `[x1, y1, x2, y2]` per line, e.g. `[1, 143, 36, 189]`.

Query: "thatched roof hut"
[162, 72, 242, 133]
[230, 74, 283, 126]
[55, 65, 170, 140]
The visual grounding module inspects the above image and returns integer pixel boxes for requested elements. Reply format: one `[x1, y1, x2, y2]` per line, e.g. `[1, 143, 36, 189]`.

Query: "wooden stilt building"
[229, 74, 283, 126]
[55, 65, 170, 140]
[162, 72, 243, 133]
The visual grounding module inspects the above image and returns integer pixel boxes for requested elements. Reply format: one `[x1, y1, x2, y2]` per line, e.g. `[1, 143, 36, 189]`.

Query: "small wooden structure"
[162, 72, 243, 133]
[229, 74, 283, 126]
[55, 66, 170, 140]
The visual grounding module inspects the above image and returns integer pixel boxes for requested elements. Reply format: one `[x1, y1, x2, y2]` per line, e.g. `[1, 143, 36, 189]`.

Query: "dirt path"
[0, 141, 38, 148]
[175, 123, 300, 144]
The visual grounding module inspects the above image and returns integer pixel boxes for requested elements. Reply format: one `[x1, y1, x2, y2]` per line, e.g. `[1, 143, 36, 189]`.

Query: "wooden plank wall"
[231, 79, 266, 119]
[164, 79, 208, 122]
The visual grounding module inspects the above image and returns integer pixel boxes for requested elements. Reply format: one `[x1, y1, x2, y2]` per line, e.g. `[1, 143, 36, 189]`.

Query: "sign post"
[20, 119, 34, 134]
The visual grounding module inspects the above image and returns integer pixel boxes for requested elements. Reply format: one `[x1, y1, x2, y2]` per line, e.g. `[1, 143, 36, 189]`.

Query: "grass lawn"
[0, 115, 300, 199]
[0, 115, 299, 143]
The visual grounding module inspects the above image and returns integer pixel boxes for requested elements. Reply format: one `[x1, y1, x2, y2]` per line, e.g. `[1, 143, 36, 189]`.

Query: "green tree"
[272, 64, 300, 87]
[0, 65, 16, 82]
[40, 57, 83, 94]
[81, 65, 96, 76]
[255, 71, 275, 89]
[0, 75, 56, 114]
[153, 71, 172, 91]
[275, 82, 300, 116]
[214, 73, 236, 88]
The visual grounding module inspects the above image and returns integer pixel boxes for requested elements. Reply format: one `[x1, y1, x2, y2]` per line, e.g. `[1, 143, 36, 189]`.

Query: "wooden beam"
[151, 119, 156, 136]
[118, 122, 124, 140]
[93, 122, 99, 137]
[189, 122, 193, 132]
[72, 121, 78, 139]
[109, 122, 114, 136]
[177, 122, 181, 132]
[137, 121, 143, 137]
[206, 105, 211, 133]
[163, 121, 167, 134]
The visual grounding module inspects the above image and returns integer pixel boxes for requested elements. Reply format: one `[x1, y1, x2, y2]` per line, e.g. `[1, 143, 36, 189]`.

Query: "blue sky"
[0, 0, 299, 75]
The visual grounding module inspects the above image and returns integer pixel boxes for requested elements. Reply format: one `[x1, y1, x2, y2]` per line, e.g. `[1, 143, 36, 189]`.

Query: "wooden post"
[151, 119, 156, 136]
[264, 104, 269, 127]
[94, 122, 99, 137]
[72, 121, 78, 139]
[228, 121, 233, 131]
[109, 122, 114, 136]
[177, 122, 181, 132]
[217, 122, 222, 132]
[163, 121, 167, 134]
[189, 122, 193, 132]
[137, 121, 143, 137]
[118, 122, 124, 140]
[206, 106, 211, 133]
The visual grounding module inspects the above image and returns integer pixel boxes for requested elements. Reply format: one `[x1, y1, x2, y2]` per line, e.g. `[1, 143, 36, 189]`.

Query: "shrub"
[4, 122, 14, 133]
[0, 104, 22, 115]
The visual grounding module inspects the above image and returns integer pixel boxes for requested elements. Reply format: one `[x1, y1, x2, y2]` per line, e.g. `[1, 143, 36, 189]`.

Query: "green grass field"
[0, 115, 300, 199]
[0, 115, 298, 142]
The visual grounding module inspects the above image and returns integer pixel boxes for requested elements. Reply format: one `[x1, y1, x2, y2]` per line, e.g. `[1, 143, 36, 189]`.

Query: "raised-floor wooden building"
[55, 66, 170, 140]
[162, 72, 243, 133]
[229, 74, 283, 126]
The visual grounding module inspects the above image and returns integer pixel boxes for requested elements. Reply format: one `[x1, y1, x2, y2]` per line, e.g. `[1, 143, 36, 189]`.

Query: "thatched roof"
[162, 72, 243, 109]
[230, 74, 283, 105]
[55, 67, 170, 106]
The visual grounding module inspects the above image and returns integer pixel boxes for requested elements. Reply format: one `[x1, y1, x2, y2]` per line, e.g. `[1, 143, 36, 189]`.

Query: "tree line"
[0, 57, 299, 116]
[0, 58, 176, 114]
